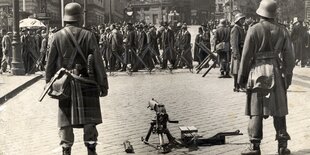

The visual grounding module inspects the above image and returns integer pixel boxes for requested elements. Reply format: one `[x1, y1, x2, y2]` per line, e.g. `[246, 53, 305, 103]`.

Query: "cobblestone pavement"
[0, 67, 310, 155]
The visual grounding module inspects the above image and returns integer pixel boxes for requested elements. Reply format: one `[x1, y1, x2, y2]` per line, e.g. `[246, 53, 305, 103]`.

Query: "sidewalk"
[0, 72, 43, 105]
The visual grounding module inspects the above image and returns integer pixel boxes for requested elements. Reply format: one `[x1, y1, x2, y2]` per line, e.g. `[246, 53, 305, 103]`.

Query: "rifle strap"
[64, 27, 87, 68]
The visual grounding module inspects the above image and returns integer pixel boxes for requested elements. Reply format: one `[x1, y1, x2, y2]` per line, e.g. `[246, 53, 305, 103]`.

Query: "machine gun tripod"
[141, 99, 182, 153]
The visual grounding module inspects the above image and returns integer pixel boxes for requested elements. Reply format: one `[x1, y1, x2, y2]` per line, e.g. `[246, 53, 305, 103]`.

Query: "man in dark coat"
[161, 22, 176, 69]
[110, 24, 123, 71]
[147, 25, 161, 65]
[214, 18, 231, 78]
[21, 29, 38, 74]
[133, 24, 154, 71]
[238, 0, 295, 154]
[178, 24, 192, 69]
[174, 23, 182, 68]
[123, 23, 136, 71]
[45, 3, 108, 155]
[291, 18, 308, 67]
[1, 30, 12, 73]
[230, 13, 246, 92]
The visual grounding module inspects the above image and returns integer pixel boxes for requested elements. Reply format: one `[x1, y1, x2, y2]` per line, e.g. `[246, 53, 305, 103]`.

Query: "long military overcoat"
[46, 25, 108, 128]
[238, 19, 295, 117]
[230, 24, 245, 75]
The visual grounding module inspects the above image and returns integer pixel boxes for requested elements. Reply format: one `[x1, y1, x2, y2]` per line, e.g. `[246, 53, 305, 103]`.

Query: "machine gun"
[141, 98, 181, 153]
[180, 126, 243, 147]
[195, 42, 218, 77]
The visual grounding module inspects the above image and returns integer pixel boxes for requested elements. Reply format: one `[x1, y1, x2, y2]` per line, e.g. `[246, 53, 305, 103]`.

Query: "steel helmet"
[234, 13, 246, 23]
[63, 2, 82, 22]
[256, 0, 277, 19]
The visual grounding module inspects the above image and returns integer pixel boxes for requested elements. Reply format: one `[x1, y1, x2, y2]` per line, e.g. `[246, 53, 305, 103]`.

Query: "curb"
[0, 74, 43, 105]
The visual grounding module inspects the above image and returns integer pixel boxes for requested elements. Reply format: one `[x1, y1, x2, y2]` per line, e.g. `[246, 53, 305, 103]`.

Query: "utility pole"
[61, 0, 64, 27]
[160, 0, 163, 23]
[230, 0, 233, 22]
[109, 0, 112, 23]
[23, 0, 26, 11]
[83, 0, 87, 27]
[11, 0, 25, 75]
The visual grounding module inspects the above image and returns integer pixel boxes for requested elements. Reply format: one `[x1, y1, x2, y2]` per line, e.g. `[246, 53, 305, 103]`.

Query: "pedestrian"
[110, 24, 123, 71]
[194, 27, 204, 64]
[134, 24, 154, 71]
[230, 13, 246, 92]
[21, 29, 38, 74]
[39, 31, 48, 70]
[45, 3, 108, 155]
[174, 22, 182, 68]
[147, 24, 161, 65]
[178, 23, 192, 69]
[1, 29, 13, 73]
[214, 18, 231, 78]
[123, 22, 137, 71]
[0, 30, 4, 74]
[291, 17, 308, 67]
[238, 0, 295, 154]
[201, 24, 211, 67]
[161, 22, 176, 69]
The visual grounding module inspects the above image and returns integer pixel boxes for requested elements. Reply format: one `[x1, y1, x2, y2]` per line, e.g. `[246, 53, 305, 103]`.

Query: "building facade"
[0, 0, 127, 29]
[129, 0, 213, 25]
[103, 0, 129, 23]
[190, 0, 215, 24]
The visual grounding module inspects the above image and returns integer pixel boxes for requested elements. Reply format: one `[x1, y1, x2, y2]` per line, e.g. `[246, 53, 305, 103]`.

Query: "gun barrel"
[168, 120, 179, 123]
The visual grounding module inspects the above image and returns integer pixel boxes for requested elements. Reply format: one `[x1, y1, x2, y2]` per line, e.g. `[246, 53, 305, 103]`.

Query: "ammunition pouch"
[48, 68, 73, 100]
[247, 53, 277, 92]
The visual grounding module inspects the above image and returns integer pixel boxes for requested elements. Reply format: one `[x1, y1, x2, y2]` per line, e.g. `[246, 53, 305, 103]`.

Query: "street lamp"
[11, 0, 25, 75]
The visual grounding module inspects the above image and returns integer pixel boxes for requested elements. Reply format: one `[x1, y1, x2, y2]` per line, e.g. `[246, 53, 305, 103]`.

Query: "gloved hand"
[286, 74, 293, 89]
[100, 88, 108, 97]
[238, 75, 248, 89]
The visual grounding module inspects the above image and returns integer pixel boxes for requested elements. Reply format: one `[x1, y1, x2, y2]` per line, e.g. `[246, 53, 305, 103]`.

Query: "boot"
[276, 129, 291, 155]
[86, 143, 97, 155]
[278, 140, 290, 155]
[241, 142, 261, 155]
[62, 147, 71, 155]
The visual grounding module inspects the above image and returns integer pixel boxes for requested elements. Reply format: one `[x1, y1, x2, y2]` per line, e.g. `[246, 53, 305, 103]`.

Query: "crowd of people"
[0, 13, 308, 77]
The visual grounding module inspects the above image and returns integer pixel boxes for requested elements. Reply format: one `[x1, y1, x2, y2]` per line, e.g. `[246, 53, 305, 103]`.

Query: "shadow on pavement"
[291, 149, 310, 155]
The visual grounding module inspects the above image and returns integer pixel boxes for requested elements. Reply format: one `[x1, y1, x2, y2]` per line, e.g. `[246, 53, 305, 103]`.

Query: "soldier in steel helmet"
[45, 3, 108, 155]
[231, 13, 246, 92]
[214, 18, 231, 78]
[238, 0, 295, 154]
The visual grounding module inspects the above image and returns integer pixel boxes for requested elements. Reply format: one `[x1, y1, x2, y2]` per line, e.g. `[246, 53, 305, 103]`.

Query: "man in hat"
[147, 24, 161, 65]
[214, 18, 231, 78]
[291, 17, 308, 67]
[133, 23, 154, 71]
[174, 22, 183, 68]
[161, 22, 176, 69]
[178, 23, 192, 69]
[231, 13, 246, 92]
[123, 22, 137, 71]
[45, 3, 108, 155]
[238, 0, 295, 154]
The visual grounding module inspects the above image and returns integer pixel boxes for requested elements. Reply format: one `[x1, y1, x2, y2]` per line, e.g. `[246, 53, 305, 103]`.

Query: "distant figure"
[214, 18, 231, 78]
[230, 13, 246, 92]
[1, 29, 12, 73]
